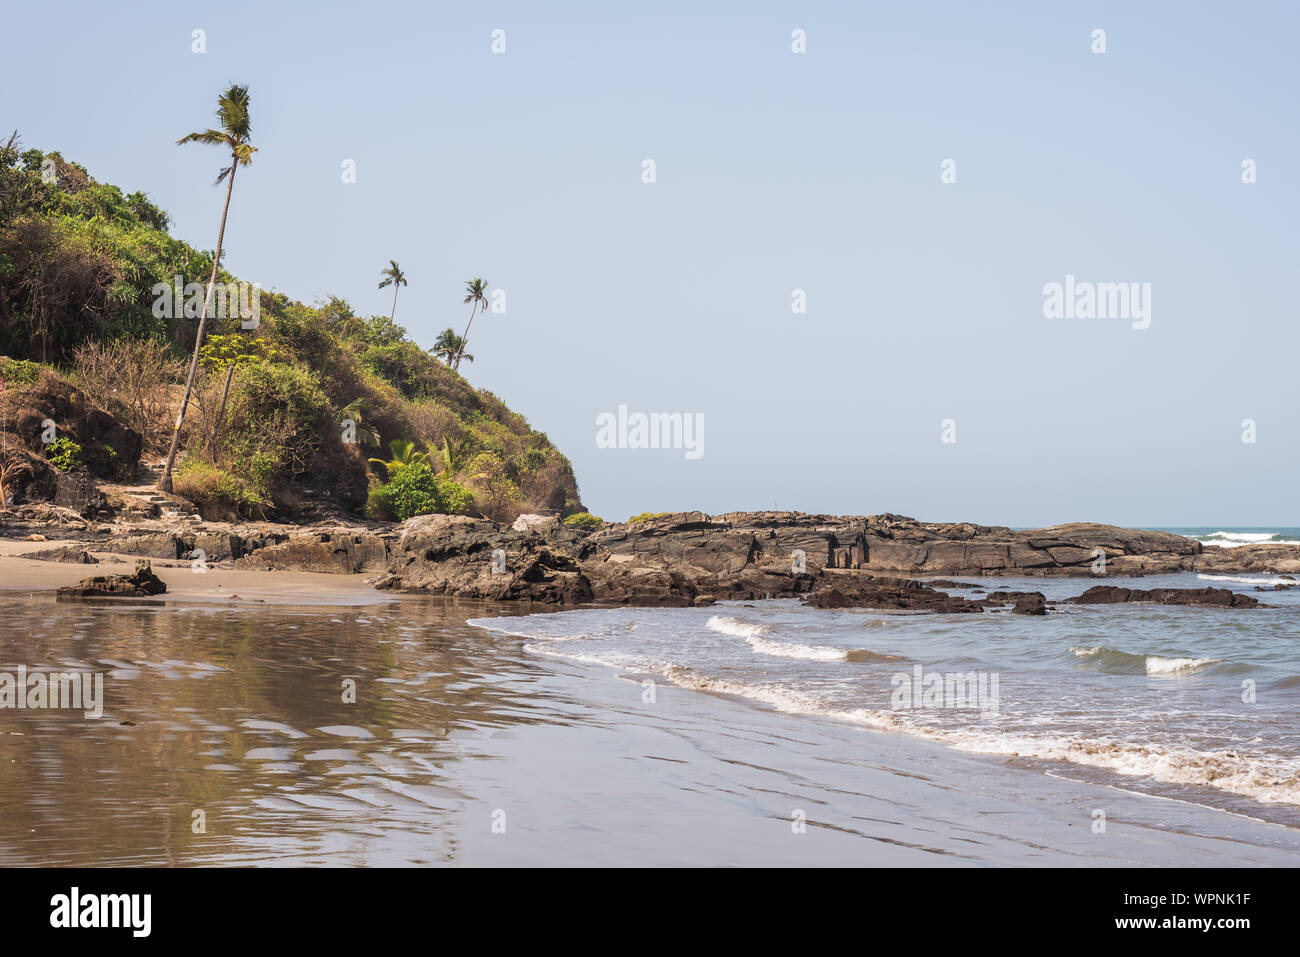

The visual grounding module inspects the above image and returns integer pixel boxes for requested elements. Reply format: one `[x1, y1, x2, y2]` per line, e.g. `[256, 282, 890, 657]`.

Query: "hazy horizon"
[4, 0, 1296, 527]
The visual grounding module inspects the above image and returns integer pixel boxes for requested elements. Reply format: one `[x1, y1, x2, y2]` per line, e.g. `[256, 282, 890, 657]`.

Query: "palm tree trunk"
[454, 300, 478, 372]
[158, 160, 237, 492]
[210, 361, 237, 452]
[390, 284, 399, 322]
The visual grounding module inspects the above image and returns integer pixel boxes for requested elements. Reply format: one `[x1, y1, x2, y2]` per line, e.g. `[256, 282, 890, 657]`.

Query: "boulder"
[984, 590, 1049, 615]
[57, 559, 166, 598]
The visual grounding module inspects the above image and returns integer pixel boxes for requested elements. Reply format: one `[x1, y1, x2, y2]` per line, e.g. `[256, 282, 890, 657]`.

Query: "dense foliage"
[365, 462, 474, 522]
[0, 136, 584, 522]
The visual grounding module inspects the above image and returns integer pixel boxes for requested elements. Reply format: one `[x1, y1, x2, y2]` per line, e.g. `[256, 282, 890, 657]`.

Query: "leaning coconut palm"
[158, 84, 257, 493]
[378, 260, 407, 322]
[432, 328, 472, 366]
[454, 278, 488, 372]
[367, 438, 429, 477]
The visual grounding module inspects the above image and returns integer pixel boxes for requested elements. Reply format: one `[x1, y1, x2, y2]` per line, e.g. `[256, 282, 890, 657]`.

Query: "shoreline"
[2, 586, 1295, 866]
[5, 509, 1300, 611]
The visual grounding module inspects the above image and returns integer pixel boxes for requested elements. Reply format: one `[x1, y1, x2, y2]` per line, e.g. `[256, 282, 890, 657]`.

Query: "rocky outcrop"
[52, 471, 108, 518]
[110, 528, 287, 563]
[862, 516, 1202, 577]
[1067, 585, 1262, 609]
[57, 559, 165, 598]
[804, 577, 986, 613]
[78, 509, 1294, 608]
[19, 545, 99, 563]
[378, 514, 591, 602]
[1192, 546, 1300, 576]
[234, 528, 389, 574]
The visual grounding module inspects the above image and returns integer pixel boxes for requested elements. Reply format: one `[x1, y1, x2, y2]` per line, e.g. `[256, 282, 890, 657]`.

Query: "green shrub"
[563, 511, 603, 529]
[628, 511, 670, 523]
[173, 459, 271, 520]
[0, 358, 44, 388]
[366, 462, 474, 522]
[219, 359, 327, 481]
[437, 477, 475, 516]
[45, 437, 82, 471]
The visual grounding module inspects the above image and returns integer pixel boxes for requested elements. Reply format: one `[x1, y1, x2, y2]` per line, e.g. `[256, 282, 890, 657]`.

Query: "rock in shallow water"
[1067, 585, 1260, 609]
[803, 578, 986, 613]
[56, 559, 166, 598]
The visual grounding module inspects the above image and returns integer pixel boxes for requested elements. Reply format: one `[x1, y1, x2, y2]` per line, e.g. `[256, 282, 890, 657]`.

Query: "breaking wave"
[1070, 645, 1221, 676]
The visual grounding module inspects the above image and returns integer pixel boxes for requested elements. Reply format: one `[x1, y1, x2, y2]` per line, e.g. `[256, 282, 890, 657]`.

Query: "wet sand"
[0, 555, 1297, 866]
[0, 544, 388, 604]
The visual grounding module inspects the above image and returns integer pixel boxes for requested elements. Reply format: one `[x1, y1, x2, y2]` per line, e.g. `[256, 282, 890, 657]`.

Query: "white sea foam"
[945, 731, 1300, 806]
[744, 634, 849, 662]
[467, 618, 597, 642]
[481, 602, 1300, 809]
[1197, 573, 1295, 587]
[528, 639, 1299, 806]
[1069, 645, 1221, 676]
[1144, 655, 1221, 676]
[1196, 531, 1300, 548]
[709, 615, 878, 662]
[706, 615, 770, 639]
[665, 655, 1299, 805]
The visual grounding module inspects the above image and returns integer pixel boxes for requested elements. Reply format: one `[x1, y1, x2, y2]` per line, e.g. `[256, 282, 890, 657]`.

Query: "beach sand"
[0, 541, 389, 605]
[0, 549, 1297, 866]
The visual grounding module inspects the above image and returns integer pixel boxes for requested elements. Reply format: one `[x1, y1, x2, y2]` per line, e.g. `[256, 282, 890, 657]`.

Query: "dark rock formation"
[57, 559, 166, 598]
[1193, 545, 1300, 576]
[1067, 585, 1261, 609]
[984, 590, 1049, 615]
[136, 509, 1296, 609]
[52, 471, 107, 517]
[378, 514, 590, 602]
[234, 528, 389, 574]
[112, 528, 290, 563]
[18, 546, 99, 563]
[803, 577, 986, 613]
[863, 516, 1201, 577]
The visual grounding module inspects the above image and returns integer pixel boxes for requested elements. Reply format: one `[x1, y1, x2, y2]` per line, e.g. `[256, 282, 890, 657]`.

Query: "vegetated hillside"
[0, 135, 584, 522]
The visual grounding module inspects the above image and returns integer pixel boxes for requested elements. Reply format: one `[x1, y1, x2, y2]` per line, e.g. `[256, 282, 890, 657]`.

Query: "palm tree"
[368, 438, 429, 477]
[337, 397, 380, 449]
[454, 278, 488, 371]
[378, 260, 407, 322]
[428, 434, 476, 479]
[158, 84, 257, 493]
[432, 328, 472, 366]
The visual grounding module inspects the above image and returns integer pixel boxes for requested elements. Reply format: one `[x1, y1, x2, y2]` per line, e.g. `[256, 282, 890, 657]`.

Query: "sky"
[2, 0, 1297, 526]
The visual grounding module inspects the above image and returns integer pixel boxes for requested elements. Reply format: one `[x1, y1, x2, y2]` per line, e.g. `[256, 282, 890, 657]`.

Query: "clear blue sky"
[3, 0, 1296, 526]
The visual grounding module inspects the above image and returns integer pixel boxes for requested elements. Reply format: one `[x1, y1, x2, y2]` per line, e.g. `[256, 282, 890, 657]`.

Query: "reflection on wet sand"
[0, 596, 551, 866]
[4, 593, 1299, 867]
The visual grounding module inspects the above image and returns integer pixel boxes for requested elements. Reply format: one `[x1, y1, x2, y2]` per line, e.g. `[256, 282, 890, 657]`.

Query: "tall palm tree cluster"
[158, 83, 496, 493]
[377, 267, 490, 371]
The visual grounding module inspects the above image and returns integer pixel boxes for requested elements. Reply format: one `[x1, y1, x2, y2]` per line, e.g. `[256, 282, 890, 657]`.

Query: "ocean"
[471, 569, 1300, 828]
[1153, 527, 1300, 548]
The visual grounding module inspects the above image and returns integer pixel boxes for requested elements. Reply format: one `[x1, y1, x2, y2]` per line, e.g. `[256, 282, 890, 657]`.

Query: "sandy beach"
[0, 541, 390, 605]
[2, 548, 1297, 866]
